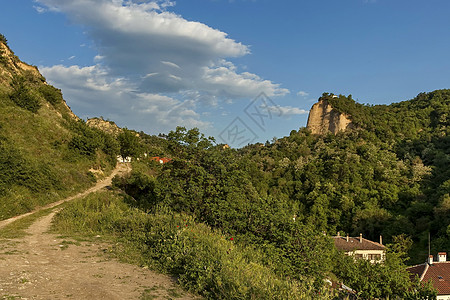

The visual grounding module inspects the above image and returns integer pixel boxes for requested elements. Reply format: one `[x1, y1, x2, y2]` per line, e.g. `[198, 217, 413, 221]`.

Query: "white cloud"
[40, 64, 210, 133]
[93, 55, 104, 62]
[36, 0, 286, 99]
[267, 105, 309, 116]
[35, 0, 288, 135]
[161, 61, 181, 69]
[33, 6, 47, 13]
[201, 62, 289, 98]
[297, 91, 309, 97]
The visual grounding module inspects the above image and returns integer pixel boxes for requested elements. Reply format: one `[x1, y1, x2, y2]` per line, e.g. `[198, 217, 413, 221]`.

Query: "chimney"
[438, 252, 447, 262]
[346, 234, 349, 242]
[428, 255, 433, 265]
[337, 232, 340, 237]
[379, 235, 383, 245]
[359, 233, 362, 243]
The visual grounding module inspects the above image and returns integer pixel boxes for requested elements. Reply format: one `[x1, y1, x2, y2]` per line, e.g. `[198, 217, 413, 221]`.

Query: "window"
[368, 254, 381, 261]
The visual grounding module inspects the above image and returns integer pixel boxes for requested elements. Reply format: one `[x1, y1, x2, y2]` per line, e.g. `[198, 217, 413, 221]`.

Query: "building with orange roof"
[407, 252, 450, 300]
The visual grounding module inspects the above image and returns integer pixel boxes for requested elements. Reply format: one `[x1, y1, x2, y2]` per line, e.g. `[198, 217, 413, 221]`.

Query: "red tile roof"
[407, 263, 427, 281]
[150, 156, 172, 164]
[332, 236, 385, 251]
[407, 262, 450, 295]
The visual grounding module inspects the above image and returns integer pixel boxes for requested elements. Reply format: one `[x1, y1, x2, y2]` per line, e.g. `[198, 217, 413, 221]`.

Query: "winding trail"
[0, 164, 197, 299]
[0, 163, 130, 230]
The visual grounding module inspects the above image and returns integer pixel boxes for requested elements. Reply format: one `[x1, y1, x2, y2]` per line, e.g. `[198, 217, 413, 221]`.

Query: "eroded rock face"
[87, 117, 122, 135]
[0, 41, 79, 120]
[306, 100, 353, 135]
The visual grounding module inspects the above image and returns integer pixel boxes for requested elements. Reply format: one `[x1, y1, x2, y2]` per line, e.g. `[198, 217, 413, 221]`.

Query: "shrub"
[53, 192, 322, 299]
[9, 75, 41, 113]
[0, 33, 7, 45]
[38, 84, 63, 106]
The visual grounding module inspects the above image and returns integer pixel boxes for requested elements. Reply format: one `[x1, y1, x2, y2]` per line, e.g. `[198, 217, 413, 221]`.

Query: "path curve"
[0, 163, 198, 299]
[0, 163, 130, 230]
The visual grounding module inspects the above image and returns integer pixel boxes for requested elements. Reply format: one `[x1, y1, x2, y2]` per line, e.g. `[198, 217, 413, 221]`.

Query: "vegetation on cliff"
[1, 33, 447, 298]
[0, 37, 119, 220]
[98, 89, 447, 297]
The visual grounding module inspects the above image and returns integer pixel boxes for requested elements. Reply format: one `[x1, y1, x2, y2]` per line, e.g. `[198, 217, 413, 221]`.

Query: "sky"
[1, 0, 450, 147]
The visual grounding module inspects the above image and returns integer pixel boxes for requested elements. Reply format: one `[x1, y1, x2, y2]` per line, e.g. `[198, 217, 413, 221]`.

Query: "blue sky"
[1, 0, 449, 146]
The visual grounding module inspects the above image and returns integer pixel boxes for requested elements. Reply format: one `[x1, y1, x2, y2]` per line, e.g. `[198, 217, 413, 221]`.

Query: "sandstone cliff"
[306, 99, 353, 135]
[0, 40, 78, 120]
[87, 117, 122, 136]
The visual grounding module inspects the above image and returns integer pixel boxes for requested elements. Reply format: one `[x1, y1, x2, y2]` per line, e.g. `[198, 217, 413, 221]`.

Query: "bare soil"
[0, 164, 198, 299]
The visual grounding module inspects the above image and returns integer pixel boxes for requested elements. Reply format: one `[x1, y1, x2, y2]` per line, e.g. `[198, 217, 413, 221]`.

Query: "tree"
[0, 33, 7, 45]
[164, 126, 215, 157]
[118, 128, 141, 159]
[9, 75, 41, 113]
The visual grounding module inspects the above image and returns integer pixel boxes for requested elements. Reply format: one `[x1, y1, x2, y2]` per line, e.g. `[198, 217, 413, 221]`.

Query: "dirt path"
[0, 163, 130, 230]
[0, 164, 198, 299]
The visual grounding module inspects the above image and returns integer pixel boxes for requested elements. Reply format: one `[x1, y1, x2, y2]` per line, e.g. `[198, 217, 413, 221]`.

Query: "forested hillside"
[2, 31, 448, 298]
[0, 34, 119, 220]
[105, 91, 447, 298]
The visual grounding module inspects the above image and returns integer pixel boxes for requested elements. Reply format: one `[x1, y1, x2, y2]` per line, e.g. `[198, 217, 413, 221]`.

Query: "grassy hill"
[1, 31, 446, 298]
[0, 35, 119, 220]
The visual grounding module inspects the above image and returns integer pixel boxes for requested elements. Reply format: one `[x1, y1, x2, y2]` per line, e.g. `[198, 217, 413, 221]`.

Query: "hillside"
[91, 93, 448, 298]
[1, 32, 447, 298]
[0, 35, 119, 220]
[306, 96, 354, 135]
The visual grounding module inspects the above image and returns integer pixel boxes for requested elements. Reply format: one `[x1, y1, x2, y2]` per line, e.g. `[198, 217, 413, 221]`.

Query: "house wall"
[437, 295, 450, 300]
[347, 250, 385, 263]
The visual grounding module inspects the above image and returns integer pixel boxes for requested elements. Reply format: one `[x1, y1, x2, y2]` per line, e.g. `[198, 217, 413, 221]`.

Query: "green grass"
[0, 206, 55, 239]
[0, 82, 117, 221]
[51, 190, 327, 299]
[140, 288, 159, 300]
[1, 295, 23, 300]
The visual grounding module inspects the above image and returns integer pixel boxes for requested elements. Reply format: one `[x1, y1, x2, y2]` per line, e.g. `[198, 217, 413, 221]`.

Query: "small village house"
[407, 252, 450, 300]
[150, 156, 172, 164]
[332, 233, 385, 263]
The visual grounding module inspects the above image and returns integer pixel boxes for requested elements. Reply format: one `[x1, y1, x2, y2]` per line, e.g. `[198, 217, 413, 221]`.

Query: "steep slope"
[306, 97, 354, 134]
[87, 117, 122, 136]
[0, 35, 119, 220]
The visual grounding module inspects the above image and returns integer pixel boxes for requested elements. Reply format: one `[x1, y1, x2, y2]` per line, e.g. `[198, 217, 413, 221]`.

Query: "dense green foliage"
[105, 90, 449, 297]
[53, 191, 324, 299]
[0, 38, 120, 220]
[117, 128, 142, 159]
[67, 119, 119, 165]
[38, 84, 64, 107]
[9, 74, 41, 113]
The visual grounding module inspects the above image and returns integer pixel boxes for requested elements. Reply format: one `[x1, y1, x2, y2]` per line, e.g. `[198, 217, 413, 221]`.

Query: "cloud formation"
[266, 105, 309, 117]
[297, 91, 309, 97]
[36, 0, 288, 134]
[41, 64, 209, 132]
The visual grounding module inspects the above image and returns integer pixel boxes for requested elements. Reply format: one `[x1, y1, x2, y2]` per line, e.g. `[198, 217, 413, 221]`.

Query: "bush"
[9, 75, 41, 113]
[67, 119, 119, 164]
[39, 84, 63, 106]
[53, 192, 323, 299]
[0, 138, 62, 197]
[0, 33, 7, 45]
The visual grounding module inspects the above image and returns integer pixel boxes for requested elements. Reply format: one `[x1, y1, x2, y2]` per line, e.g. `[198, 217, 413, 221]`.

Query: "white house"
[332, 233, 385, 263]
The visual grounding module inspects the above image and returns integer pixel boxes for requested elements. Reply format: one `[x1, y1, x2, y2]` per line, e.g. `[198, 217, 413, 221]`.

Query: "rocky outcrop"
[306, 99, 353, 135]
[87, 117, 122, 136]
[0, 42, 41, 82]
[0, 40, 78, 120]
